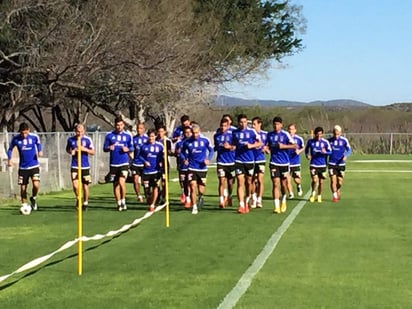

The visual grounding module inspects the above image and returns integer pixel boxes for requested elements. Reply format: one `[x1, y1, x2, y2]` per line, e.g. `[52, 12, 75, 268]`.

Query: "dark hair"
[314, 126, 324, 135]
[220, 118, 229, 125]
[252, 116, 262, 124]
[183, 126, 192, 132]
[18, 123, 29, 132]
[147, 128, 157, 136]
[272, 116, 283, 124]
[114, 116, 124, 124]
[237, 114, 247, 122]
[221, 114, 233, 123]
[180, 115, 190, 123]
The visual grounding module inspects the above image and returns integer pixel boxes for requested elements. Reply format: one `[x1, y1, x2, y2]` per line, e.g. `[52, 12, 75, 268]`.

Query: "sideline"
[217, 192, 310, 309]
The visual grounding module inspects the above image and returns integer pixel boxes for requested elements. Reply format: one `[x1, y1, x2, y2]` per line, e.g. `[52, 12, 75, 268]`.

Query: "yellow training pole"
[77, 136, 83, 275]
[163, 138, 170, 227]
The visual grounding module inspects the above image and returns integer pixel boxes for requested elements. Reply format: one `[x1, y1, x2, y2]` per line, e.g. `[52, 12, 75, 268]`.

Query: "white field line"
[349, 170, 412, 173]
[351, 160, 412, 163]
[217, 192, 311, 309]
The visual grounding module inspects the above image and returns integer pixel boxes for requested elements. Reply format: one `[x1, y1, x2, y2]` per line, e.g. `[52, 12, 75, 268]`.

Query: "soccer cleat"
[137, 195, 144, 203]
[297, 189, 303, 197]
[237, 206, 246, 214]
[117, 206, 123, 212]
[82, 203, 88, 211]
[245, 206, 250, 213]
[273, 206, 281, 214]
[179, 193, 186, 204]
[288, 192, 294, 199]
[317, 196, 322, 203]
[198, 196, 204, 209]
[332, 197, 339, 203]
[122, 203, 127, 211]
[30, 197, 38, 211]
[184, 201, 191, 209]
[256, 201, 263, 208]
[149, 205, 155, 212]
[192, 207, 198, 215]
[250, 200, 257, 209]
[281, 202, 287, 213]
[219, 202, 225, 209]
[309, 196, 315, 203]
[227, 197, 233, 207]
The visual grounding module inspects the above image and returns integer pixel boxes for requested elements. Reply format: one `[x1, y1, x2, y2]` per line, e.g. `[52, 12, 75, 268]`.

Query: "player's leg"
[256, 171, 264, 208]
[236, 173, 246, 213]
[309, 168, 318, 202]
[190, 178, 198, 214]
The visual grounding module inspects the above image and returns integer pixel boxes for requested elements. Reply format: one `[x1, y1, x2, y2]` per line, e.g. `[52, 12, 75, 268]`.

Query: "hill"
[214, 95, 372, 108]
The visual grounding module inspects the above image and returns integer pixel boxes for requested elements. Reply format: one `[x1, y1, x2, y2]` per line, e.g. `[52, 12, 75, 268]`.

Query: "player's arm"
[103, 135, 112, 152]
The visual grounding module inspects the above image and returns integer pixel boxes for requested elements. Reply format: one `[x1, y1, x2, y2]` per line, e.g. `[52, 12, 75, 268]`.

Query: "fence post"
[390, 133, 393, 155]
[57, 132, 64, 189]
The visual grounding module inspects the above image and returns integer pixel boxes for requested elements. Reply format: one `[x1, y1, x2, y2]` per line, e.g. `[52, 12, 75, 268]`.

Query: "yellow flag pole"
[77, 136, 83, 275]
[163, 138, 170, 227]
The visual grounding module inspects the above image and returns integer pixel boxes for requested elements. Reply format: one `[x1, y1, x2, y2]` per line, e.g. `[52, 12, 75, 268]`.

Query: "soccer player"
[174, 126, 192, 207]
[328, 125, 352, 202]
[103, 117, 134, 211]
[251, 116, 268, 208]
[171, 115, 191, 142]
[287, 123, 305, 198]
[131, 122, 148, 203]
[214, 117, 235, 209]
[231, 114, 261, 214]
[266, 116, 296, 214]
[138, 129, 164, 212]
[7, 122, 43, 212]
[305, 126, 332, 203]
[181, 123, 214, 215]
[156, 125, 173, 204]
[66, 124, 95, 210]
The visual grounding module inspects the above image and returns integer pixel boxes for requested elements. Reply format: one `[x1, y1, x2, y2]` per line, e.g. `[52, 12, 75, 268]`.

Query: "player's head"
[252, 116, 262, 131]
[147, 128, 157, 142]
[272, 116, 283, 132]
[75, 124, 85, 137]
[237, 114, 248, 129]
[114, 117, 125, 132]
[18, 122, 30, 138]
[333, 125, 342, 137]
[156, 125, 167, 138]
[136, 122, 145, 135]
[183, 126, 192, 139]
[221, 114, 233, 125]
[220, 118, 229, 132]
[191, 122, 201, 139]
[288, 123, 297, 135]
[314, 126, 324, 139]
[180, 115, 190, 127]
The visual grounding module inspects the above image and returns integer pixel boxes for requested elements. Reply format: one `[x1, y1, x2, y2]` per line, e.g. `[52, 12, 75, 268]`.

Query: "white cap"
[334, 125, 342, 132]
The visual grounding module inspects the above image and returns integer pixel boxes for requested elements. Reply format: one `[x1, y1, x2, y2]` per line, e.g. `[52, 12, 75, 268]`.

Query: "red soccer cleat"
[180, 193, 186, 204]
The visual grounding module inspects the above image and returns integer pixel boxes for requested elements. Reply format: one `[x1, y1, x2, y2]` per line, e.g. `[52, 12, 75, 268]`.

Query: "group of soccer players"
[6, 113, 351, 215]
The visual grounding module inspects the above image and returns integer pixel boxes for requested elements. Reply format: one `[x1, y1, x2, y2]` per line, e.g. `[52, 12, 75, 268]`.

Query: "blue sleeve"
[36, 136, 42, 152]
[207, 140, 214, 161]
[103, 134, 111, 152]
[345, 144, 352, 157]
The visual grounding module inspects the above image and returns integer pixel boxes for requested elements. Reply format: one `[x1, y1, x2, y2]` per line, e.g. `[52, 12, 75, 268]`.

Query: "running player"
[287, 123, 305, 198]
[251, 116, 268, 208]
[131, 122, 148, 203]
[174, 126, 192, 207]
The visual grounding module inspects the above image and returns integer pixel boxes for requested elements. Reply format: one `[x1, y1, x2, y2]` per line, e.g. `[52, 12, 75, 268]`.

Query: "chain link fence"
[1, 131, 412, 199]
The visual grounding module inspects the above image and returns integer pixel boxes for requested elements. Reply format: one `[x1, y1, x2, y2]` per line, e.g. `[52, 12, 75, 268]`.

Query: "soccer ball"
[20, 205, 32, 215]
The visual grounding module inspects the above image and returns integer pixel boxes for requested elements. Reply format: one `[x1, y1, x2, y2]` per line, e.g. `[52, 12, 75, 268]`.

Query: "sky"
[222, 0, 412, 106]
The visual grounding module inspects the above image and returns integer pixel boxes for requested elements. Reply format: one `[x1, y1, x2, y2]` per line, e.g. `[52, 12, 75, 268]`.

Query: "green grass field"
[0, 155, 411, 308]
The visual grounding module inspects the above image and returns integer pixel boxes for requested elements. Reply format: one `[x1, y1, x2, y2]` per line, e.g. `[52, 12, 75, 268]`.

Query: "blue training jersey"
[213, 129, 235, 165]
[305, 137, 332, 167]
[66, 135, 94, 169]
[266, 130, 295, 166]
[328, 136, 352, 166]
[103, 130, 134, 167]
[232, 127, 260, 164]
[7, 132, 42, 169]
[132, 134, 148, 167]
[181, 135, 214, 172]
[175, 138, 189, 171]
[289, 134, 305, 167]
[254, 130, 268, 164]
[138, 141, 164, 175]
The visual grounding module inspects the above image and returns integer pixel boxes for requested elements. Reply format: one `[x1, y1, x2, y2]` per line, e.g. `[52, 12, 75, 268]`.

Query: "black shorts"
[71, 168, 91, 184]
[235, 163, 255, 177]
[187, 171, 207, 186]
[269, 164, 289, 180]
[254, 162, 266, 175]
[289, 166, 301, 179]
[109, 165, 129, 182]
[328, 165, 346, 178]
[142, 173, 162, 188]
[217, 164, 235, 179]
[179, 170, 189, 183]
[310, 166, 327, 179]
[18, 167, 40, 185]
[130, 165, 144, 177]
